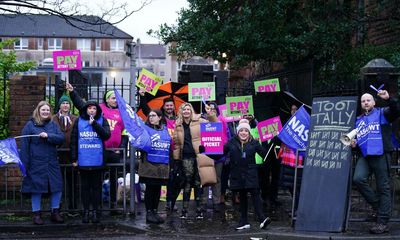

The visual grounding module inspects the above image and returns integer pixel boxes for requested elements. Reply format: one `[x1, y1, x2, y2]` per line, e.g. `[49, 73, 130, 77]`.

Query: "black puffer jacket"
[224, 136, 268, 190]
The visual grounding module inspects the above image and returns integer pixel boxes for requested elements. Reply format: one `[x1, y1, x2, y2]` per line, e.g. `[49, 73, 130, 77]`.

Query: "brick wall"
[2, 75, 46, 190]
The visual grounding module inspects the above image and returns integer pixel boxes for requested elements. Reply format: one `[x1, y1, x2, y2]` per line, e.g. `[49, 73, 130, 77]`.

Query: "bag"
[196, 154, 217, 187]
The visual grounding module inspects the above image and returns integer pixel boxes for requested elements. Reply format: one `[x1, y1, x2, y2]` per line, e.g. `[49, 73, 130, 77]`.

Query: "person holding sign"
[173, 102, 217, 219]
[137, 109, 172, 224]
[223, 121, 271, 230]
[20, 101, 65, 225]
[352, 89, 400, 234]
[70, 100, 111, 224]
[66, 83, 128, 210]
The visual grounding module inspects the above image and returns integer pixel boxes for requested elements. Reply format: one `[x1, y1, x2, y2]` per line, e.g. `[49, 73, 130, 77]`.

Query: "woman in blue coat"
[20, 101, 65, 225]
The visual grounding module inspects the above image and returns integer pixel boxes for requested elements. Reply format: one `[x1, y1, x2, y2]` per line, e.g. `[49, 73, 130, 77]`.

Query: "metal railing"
[0, 148, 131, 214]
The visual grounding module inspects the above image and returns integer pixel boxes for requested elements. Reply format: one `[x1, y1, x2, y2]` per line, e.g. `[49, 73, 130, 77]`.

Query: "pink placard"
[52, 50, 82, 71]
[218, 104, 242, 123]
[257, 116, 282, 142]
[200, 122, 224, 154]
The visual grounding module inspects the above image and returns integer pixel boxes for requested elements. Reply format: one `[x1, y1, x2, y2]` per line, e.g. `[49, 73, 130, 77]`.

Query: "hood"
[80, 101, 103, 120]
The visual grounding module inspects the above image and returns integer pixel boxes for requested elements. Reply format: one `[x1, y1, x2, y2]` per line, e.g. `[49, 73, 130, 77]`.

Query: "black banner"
[295, 96, 357, 232]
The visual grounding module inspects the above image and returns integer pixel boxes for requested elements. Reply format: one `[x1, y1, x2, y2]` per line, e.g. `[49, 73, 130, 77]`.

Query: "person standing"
[66, 84, 127, 209]
[137, 109, 172, 224]
[20, 101, 65, 225]
[223, 121, 271, 230]
[139, 89, 177, 211]
[52, 95, 78, 210]
[173, 102, 216, 219]
[70, 101, 111, 223]
[352, 90, 399, 234]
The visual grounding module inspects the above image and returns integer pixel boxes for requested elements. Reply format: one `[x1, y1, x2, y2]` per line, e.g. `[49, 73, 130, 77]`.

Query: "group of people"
[19, 82, 399, 234]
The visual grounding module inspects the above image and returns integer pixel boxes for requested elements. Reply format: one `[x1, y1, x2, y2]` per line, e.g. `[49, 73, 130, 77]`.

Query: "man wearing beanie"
[52, 94, 78, 210]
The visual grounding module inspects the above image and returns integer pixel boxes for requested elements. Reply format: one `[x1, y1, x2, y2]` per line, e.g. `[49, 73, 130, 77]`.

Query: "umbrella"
[137, 82, 188, 119]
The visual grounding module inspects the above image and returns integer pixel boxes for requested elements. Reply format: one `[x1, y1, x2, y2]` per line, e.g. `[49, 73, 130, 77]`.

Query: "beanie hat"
[58, 95, 71, 107]
[237, 122, 251, 134]
[105, 90, 114, 100]
[238, 118, 250, 125]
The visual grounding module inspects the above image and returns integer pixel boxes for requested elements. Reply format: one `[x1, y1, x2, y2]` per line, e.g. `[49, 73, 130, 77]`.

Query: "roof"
[0, 14, 132, 39]
[136, 44, 166, 59]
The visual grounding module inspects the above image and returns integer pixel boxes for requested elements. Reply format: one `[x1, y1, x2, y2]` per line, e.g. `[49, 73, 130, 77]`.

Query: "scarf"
[58, 111, 72, 131]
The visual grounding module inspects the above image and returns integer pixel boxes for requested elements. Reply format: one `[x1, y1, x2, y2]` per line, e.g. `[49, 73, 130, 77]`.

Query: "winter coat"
[70, 101, 111, 170]
[138, 124, 171, 185]
[52, 113, 77, 164]
[223, 136, 268, 190]
[173, 114, 217, 160]
[20, 118, 65, 193]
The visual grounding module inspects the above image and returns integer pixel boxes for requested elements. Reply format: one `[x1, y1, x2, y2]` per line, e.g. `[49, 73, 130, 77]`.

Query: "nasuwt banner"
[278, 105, 310, 151]
[188, 82, 216, 101]
[136, 68, 163, 96]
[200, 122, 224, 154]
[257, 116, 282, 142]
[295, 96, 357, 232]
[254, 78, 280, 93]
[218, 104, 242, 122]
[226, 95, 254, 117]
[114, 89, 151, 151]
[53, 50, 82, 71]
[0, 138, 26, 176]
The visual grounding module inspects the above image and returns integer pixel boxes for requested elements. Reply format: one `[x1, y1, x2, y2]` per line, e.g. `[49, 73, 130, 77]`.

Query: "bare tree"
[0, 0, 152, 34]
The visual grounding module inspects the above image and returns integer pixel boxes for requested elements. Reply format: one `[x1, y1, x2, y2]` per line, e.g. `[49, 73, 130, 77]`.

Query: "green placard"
[254, 78, 280, 93]
[188, 82, 216, 101]
[226, 95, 254, 116]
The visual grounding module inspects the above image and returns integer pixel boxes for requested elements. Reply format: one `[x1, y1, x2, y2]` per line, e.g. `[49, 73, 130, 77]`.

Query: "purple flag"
[114, 90, 150, 150]
[0, 138, 26, 176]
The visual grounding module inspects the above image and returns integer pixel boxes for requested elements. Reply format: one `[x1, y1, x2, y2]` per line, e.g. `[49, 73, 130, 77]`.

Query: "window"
[95, 39, 101, 50]
[48, 38, 62, 50]
[37, 38, 43, 49]
[83, 61, 90, 67]
[110, 39, 124, 51]
[160, 71, 165, 76]
[77, 39, 91, 51]
[14, 38, 28, 50]
[159, 60, 166, 65]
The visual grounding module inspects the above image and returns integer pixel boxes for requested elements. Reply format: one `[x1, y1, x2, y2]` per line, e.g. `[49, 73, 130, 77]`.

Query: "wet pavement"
[1, 196, 400, 240]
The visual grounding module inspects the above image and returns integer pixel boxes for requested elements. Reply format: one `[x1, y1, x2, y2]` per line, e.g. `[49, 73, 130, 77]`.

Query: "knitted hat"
[238, 118, 250, 125]
[237, 122, 251, 134]
[58, 95, 71, 107]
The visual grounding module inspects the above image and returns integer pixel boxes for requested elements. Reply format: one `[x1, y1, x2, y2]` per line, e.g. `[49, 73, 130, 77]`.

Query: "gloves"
[199, 145, 205, 153]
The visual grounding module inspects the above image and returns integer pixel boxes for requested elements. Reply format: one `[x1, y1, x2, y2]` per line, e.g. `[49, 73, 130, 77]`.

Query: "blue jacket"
[20, 118, 65, 193]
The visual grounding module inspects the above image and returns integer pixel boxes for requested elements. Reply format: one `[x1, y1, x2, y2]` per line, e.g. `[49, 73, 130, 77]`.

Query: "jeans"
[353, 153, 392, 224]
[31, 191, 62, 212]
[238, 188, 265, 224]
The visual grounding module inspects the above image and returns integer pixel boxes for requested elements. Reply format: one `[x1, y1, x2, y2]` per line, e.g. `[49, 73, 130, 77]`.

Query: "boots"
[82, 210, 89, 223]
[153, 209, 164, 224]
[92, 210, 100, 223]
[32, 211, 44, 225]
[146, 210, 159, 224]
[50, 208, 64, 223]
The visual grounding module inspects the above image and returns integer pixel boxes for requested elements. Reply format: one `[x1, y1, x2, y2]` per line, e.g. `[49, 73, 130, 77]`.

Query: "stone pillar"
[8, 75, 46, 138]
[1, 75, 46, 192]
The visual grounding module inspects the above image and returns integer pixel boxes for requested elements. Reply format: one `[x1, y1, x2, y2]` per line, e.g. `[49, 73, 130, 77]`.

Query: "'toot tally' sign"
[136, 68, 163, 96]
[254, 78, 280, 93]
[53, 50, 82, 71]
[226, 96, 254, 117]
[188, 82, 216, 101]
[257, 116, 282, 142]
[200, 122, 223, 154]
